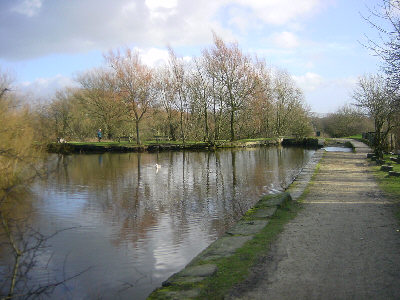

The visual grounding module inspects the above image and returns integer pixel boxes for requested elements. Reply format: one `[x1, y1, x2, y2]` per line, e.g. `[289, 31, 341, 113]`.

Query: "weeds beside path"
[228, 141, 400, 299]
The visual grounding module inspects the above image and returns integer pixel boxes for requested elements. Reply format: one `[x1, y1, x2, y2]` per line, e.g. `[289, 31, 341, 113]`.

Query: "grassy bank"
[372, 154, 400, 196]
[370, 154, 400, 223]
[199, 200, 302, 299]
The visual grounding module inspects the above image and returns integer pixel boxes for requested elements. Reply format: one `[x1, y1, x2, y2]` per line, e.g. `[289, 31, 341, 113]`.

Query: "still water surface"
[4, 147, 314, 299]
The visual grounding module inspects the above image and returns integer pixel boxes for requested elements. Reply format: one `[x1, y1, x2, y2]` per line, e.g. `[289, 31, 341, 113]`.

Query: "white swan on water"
[155, 163, 161, 173]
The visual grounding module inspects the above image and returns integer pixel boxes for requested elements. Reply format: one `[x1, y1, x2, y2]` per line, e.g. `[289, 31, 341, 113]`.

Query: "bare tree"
[76, 68, 128, 139]
[0, 69, 13, 99]
[247, 59, 274, 137]
[167, 47, 189, 143]
[29, 36, 314, 144]
[153, 66, 179, 140]
[363, 0, 400, 91]
[353, 74, 398, 157]
[272, 70, 307, 136]
[186, 57, 213, 142]
[203, 33, 258, 141]
[42, 88, 96, 141]
[105, 49, 153, 145]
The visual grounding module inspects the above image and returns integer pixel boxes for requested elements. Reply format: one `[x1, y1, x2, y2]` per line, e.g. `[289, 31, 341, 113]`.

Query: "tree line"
[38, 34, 312, 144]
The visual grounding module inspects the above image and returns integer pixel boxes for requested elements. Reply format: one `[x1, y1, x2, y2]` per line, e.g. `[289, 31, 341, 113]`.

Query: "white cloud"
[227, 7, 253, 32]
[232, 0, 323, 25]
[0, 0, 231, 61]
[19, 74, 77, 100]
[11, 0, 43, 17]
[292, 72, 359, 113]
[293, 72, 357, 94]
[0, 0, 327, 61]
[135, 47, 192, 67]
[271, 31, 300, 49]
[224, 0, 323, 33]
[145, 0, 178, 10]
[293, 72, 324, 91]
[145, 0, 178, 20]
[137, 48, 170, 67]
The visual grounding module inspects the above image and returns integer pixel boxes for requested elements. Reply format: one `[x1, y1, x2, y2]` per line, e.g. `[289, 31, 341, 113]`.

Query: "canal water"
[0, 147, 314, 299]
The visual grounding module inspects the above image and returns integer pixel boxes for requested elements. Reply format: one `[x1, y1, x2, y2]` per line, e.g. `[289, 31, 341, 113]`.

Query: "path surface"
[228, 141, 400, 300]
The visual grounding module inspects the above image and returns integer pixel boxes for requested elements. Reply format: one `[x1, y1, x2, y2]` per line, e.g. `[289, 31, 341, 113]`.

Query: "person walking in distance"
[97, 129, 102, 142]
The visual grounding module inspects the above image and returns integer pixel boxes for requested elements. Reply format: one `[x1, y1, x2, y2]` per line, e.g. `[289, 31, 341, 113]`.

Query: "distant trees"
[40, 88, 96, 141]
[40, 35, 312, 143]
[319, 105, 373, 138]
[76, 68, 127, 140]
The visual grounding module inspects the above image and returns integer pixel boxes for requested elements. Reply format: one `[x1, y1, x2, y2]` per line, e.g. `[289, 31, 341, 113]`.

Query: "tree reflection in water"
[1, 147, 313, 299]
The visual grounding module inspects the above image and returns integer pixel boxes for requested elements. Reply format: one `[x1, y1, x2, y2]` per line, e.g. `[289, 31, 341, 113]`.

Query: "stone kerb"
[347, 139, 371, 153]
[381, 165, 394, 172]
[390, 156, 400, 164]
[389, 171, 400, 177]
[288, 149, 324, 201]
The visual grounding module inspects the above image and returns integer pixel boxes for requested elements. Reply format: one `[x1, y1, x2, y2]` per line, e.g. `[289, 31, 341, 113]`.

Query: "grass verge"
[199, 200, 302, 299]
[370, 156, 400, 224]
[343, 134, 362, 139]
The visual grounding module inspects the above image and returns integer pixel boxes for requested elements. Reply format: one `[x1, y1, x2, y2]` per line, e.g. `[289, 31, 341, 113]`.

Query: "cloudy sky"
[0, 0, 384, 113]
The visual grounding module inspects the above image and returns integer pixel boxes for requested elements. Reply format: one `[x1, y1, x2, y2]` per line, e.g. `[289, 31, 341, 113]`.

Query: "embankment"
[47, 138, 321, 154]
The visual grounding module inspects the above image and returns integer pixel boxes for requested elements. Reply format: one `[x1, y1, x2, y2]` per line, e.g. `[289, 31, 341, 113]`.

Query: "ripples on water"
[1, 147, 313, 299]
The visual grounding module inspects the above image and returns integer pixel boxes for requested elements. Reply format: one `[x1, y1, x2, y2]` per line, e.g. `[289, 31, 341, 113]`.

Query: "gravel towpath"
[228, 142, 400, 300]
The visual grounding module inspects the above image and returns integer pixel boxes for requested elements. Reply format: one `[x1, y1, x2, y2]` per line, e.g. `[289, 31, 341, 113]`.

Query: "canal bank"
[148, 146, 325, 299]
[46, 137, 321, 154]
[149, 139, 400, 299]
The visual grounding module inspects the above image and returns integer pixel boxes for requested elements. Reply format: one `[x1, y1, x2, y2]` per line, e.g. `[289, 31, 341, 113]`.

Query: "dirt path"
[228, 142, 400, 300]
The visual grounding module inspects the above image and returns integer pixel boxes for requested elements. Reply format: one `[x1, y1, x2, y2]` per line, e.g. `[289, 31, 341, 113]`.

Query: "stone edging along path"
[148, 146, 326, 299]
